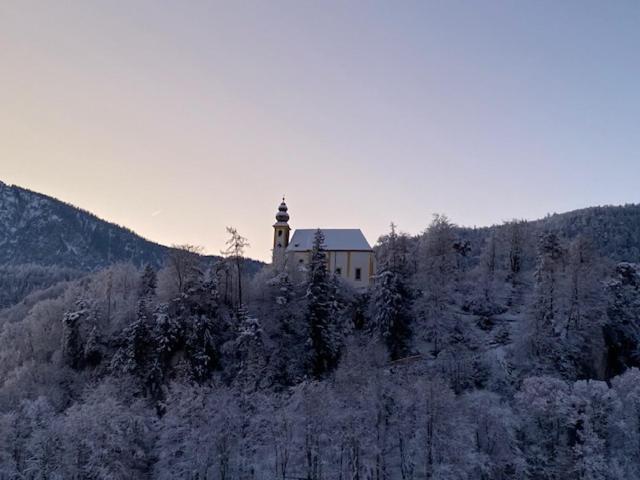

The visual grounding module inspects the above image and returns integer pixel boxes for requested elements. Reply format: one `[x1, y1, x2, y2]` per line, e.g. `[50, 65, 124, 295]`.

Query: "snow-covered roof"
[287, 229, 372, 252]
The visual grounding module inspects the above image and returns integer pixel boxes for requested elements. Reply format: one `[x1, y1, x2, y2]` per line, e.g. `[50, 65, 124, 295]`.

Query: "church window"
[335, 267, 342, 275]
[355, 268, 362, 281]
[278, 230, 282, 237]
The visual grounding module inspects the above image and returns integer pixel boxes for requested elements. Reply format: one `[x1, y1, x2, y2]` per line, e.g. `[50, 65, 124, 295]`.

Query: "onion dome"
[275, 197, 289, 223]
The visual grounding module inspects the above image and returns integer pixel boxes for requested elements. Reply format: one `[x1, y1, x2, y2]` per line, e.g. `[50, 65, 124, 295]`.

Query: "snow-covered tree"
[55, 390, 153, 479]
[61, 299, 98, 370]
[603, 262, 640, 377]
[268, 272, 306, 387]
[173, 271, 225, 383]
[3, 203, 640, 478]
[415, 214, 459, 356]
[231, 307, 265, 392]
[371, 223, 413, 360]
[139, 263, 158, 299]
[516, 376, 573, 479]
[504, 219, 529, 287]
[154, 384, 244, 480]
[111, 300, 159, 395]
[526, 233, 567, 370]
[306, 229, 340, 378]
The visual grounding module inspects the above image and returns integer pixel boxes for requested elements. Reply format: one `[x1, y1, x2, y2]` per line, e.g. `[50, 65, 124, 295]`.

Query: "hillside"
[453, 203, 640, 266]
[1, 196, 640, 477]
[0, 181, 169, 270]
[0, 182, 266, 308]
[535, 204, 640, 262]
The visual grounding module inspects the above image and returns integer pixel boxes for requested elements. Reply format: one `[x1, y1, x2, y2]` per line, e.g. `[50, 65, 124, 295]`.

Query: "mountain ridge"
[0, 181, 170, 270]
[2, 180, 639, 270]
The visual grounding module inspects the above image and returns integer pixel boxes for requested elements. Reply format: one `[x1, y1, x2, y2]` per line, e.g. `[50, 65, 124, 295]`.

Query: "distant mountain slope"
[0, 181, 169, 270]
[454, 203, 640, 264]
[535, 204, 640, 262]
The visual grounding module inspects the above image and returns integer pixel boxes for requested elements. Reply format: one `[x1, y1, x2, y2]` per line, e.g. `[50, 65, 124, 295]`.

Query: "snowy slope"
[0, 181, 169, 270]
[456, 203, 640, 264]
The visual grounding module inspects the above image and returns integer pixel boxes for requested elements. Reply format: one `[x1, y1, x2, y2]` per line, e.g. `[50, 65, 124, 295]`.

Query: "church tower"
[272, 197, 291, 265]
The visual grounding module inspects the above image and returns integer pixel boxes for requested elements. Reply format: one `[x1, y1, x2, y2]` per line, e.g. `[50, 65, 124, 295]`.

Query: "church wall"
[290, 251, 311, 268]
[289, 250, 374, 289]
[344, 251, 372, 288]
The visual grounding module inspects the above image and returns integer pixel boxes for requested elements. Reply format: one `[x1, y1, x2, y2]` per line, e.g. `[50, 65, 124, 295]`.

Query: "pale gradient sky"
[1, 1, 639, 261]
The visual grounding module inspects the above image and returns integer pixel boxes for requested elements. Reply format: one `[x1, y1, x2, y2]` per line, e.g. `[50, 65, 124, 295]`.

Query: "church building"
[272, 199, 375, 289]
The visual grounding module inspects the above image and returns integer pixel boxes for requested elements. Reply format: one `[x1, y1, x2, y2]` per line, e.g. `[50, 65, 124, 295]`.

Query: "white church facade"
[272, 199, 375, 289]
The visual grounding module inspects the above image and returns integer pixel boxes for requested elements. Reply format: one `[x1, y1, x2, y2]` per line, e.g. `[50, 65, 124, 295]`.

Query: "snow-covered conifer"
[139, 264, 157, 299]
[306, 229, 340, 377]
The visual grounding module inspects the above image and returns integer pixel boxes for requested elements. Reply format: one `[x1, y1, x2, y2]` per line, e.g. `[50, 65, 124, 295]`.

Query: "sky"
[1, 1, 639, 261]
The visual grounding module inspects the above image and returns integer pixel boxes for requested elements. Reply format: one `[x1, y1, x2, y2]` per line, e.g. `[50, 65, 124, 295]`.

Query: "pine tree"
[61, 300, 94, 369]
[272, 272, 305, 386]
[306, 229, 340, 378]
[184, 311, 219, 383]
[83, 326, 102, 368]
[506, 219, 527, 286]
[111, 301, 159, 394]
[416, 215, 458, 356]
[153, 305, 181, 369]
[470, 230, 506, 316]
[168, 272, 223, 383]
[530, 232, 566, 366]
[62, 309, 82, 369]
[233, 306, 265, 392]
[603, 263, 640, 377]
[371, 225, 413, 360]
[139, 264, 157, 299]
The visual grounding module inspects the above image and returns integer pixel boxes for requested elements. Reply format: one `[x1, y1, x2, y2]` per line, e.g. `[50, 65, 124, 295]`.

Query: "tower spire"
[275, 197, 289, 223]
[272, 197, 291, 266]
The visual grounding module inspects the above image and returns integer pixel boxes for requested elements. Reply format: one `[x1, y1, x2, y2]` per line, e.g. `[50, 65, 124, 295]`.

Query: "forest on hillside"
[2, 213, 640, 479]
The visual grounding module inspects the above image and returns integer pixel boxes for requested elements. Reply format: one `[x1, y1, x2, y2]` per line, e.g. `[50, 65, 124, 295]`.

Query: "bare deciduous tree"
[168, 244, 203, 294]
[222, 227, 249, 307]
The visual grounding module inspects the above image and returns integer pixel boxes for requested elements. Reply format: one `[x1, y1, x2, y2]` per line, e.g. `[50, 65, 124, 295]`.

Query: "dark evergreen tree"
[416, 214, 458, 356]
[153, 305, 181, 371]
[506, 219, 527, 286]
[467, 230, 507, 317]
[83, 326, 102, 368]
[521, 231, 589, 379]
[111, 301, 160, 395]
[306, 229, 340, 378]
[139, 264, 157, 299]
[61, 306, 83, 369]
[271, 272, 305, 387]
[371, 269, 412, 359]
[604, 262, 640, 378]
[175, 271, 224, 383]
[371, 227, 413, 360]
[531, 232, 565, 358]
[232, 307, 265, 392]
[61, 300, 96, 370]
